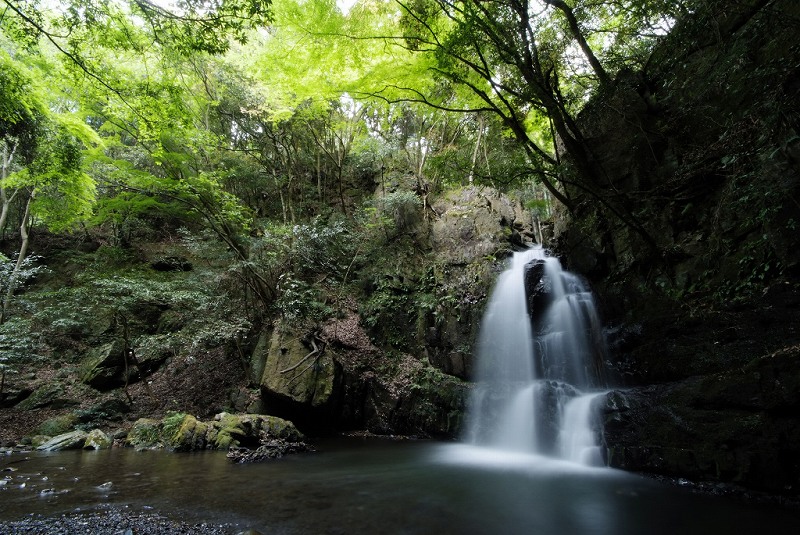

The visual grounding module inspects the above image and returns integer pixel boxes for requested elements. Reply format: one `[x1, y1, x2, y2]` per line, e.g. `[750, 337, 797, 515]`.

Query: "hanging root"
[280, 336, 326, 387]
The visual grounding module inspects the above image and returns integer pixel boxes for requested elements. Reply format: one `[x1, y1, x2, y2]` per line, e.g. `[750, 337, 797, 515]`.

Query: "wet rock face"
[550, 0, 800, 494]
[600, 345, 800, 493]
[523, 258, 550, 329]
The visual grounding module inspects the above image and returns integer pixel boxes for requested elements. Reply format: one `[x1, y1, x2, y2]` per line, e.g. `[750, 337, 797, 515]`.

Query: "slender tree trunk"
[0, 141, 20, 236]
[468, 114, 485, 185]
[0, 191, 33, 324]
[274, 174, 287, 224]
[316, 150, 323, 202]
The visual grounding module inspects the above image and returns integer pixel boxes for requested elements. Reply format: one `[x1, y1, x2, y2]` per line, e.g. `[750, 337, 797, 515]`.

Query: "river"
[2, 438, 799, 534]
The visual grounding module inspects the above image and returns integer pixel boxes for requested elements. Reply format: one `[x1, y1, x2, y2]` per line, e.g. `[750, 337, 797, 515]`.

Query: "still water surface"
[2, 438, 799, 534]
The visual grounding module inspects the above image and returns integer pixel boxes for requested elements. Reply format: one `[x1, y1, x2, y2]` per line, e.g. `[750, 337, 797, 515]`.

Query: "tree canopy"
[0, 0, 712, 319]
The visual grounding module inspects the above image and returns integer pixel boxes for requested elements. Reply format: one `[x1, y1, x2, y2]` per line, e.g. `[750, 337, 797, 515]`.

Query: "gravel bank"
[0, 508, 242, 534]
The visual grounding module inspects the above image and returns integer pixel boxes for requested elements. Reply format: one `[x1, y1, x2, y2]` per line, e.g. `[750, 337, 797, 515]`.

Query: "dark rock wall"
[556, 0, 800, 493]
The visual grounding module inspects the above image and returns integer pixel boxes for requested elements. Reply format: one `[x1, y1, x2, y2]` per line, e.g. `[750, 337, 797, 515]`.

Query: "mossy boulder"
[209, 412, 303, 450]
[80, 338, 169, 391]
[34, 413, 80, 436]
[126, 418, 164, 449]
[259, 323, 338, 409]
[30, 435, 52, 448]
[125, 412, 303, 452]
[83, 429, 113, 450]
[166, 414, 210, 452]
[15, 382, 77, 410]
[248, 329, 271, 385]
[80, 340, 128, 390]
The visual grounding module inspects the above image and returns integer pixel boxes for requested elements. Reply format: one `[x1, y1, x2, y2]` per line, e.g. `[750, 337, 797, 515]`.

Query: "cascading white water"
[465, 247, 606, 465]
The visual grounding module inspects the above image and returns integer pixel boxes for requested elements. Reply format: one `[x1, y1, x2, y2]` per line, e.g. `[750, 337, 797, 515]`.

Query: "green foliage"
[360, 275, 418, 349]
[0, 51, 44, 157]
[0, 253, 46, 298]
[275, 273, 332, 321]
[376, 190, 421, 228]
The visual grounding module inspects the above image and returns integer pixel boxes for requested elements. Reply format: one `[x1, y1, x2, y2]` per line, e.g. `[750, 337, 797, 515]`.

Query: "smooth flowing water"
[2, 441, 799, 534]
[466, 247, 607, 461]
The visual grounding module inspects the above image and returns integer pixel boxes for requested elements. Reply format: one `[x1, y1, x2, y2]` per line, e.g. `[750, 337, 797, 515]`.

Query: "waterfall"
[465, 247, 606, 465]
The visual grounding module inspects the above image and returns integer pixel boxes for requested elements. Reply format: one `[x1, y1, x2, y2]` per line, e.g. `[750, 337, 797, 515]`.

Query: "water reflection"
[1, 440, 799, 534]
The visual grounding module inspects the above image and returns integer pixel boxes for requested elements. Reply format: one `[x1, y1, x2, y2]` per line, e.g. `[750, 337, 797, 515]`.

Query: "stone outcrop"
[430, 186, 533, 264]
[603, 345, 800, 493]
[80, 339, 168, 391]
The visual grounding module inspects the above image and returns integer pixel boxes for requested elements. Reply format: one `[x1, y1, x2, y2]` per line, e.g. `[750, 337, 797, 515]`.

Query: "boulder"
[15, 383, 77, 410]
[83, 429, 112, 450]
[80, 340, 128, 390]
[209, 412, 303, 450]
[125, 412, 303, 452]
[80, 339, 168, 390]
[30, 435, 52, 448]
[126, 418, 163, 449]
[166, 414, 210, 452]
[259, 323, 337, 409]
[37, 430, 89, 452]
[35, 414, 80, 436]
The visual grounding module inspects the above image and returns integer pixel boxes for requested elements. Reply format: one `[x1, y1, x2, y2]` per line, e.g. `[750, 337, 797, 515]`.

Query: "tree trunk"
[0, 140, 20, 237]
[0, 191, 33, 324]
[468, 114, 485, 185]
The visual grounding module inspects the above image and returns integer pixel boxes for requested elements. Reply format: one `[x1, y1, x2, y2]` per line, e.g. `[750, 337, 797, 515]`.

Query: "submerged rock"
[226, 438, 313, 463]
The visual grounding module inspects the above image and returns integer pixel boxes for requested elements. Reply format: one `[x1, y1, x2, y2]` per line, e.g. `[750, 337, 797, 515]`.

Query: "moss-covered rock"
[15, 383, 77, 410]
[166, 413, 210, 452]
[124, 412, 302, 452]
[29, 435, 51, 448]
[33, 413, 79, 437]
[210, 412, 302, 450]
[83, 429, 112, 450]
[80, 340, 128, 390]
[126, 418, 163, 449]
[259, 323, 337, 409]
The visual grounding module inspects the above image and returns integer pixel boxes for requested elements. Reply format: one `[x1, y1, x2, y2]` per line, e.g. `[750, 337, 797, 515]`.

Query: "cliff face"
[0, 186, 530, 445]
[556, 0, 800, 493]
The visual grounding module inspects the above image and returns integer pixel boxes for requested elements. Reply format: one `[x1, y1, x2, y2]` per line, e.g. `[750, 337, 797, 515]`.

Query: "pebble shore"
[0, 508, 241, 534]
